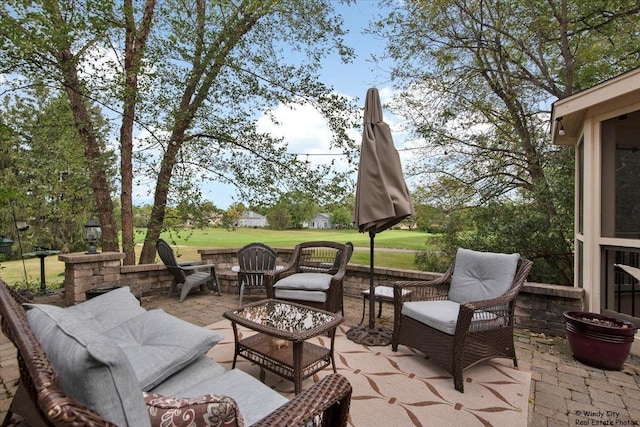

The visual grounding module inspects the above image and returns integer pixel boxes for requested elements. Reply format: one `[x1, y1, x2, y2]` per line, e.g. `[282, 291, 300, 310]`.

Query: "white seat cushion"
[448, 248, 519, 304]
[402, 300, 461, 335]
[402, 300, 502, 335]
[273, 273, 332, 291]
[274, 289, 327, 303]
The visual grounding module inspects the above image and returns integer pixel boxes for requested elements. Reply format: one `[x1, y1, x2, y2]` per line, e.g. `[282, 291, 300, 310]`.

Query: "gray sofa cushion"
[448, 248, 519, 304]
[154, 368, 288, 426]
[25, 304, 150, 427]
[149, 355, 226, 395]
[65, 286, 146, 332]
[402, 300, 502, 335]
[105, 309, 224, 391]
[273, 273, 332, 291]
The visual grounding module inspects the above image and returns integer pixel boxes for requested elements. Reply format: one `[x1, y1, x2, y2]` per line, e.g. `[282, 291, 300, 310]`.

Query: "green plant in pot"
[563, 311, 638, 370]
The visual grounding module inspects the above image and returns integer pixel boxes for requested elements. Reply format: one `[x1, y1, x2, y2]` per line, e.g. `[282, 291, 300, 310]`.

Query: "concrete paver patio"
[1, 288, 639, 426]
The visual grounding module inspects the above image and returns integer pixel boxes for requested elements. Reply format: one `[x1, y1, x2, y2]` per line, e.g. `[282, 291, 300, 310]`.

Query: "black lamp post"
[83, 218, 102, 254]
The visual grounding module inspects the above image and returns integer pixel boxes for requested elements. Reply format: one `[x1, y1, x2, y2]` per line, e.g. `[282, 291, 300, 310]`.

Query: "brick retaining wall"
[515, 282, 584, 335]
[59, 249, 584, 336]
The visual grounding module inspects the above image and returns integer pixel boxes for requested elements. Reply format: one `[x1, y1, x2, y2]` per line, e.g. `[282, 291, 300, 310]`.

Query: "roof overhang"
[551, 67, 640, 146]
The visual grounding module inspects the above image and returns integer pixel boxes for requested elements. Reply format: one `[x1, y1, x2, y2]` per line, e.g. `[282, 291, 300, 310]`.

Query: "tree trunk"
[139, 140, 180, 263]
[138, 1, 267, 264]
[120, 0, 157, 265]
[58, 51, 118, 251]
[120, 105, 135, 264]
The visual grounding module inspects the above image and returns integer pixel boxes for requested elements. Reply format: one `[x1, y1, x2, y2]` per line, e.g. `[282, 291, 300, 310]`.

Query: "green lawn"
[154, 228, 429, 250]
[1, 228, 434, 289]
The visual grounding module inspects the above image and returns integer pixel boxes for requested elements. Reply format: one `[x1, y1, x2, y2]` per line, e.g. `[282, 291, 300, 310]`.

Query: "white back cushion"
[447, 248, 519, 304]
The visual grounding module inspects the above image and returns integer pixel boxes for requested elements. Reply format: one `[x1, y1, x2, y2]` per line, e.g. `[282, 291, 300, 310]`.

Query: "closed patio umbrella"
[346, 87, 414, 346]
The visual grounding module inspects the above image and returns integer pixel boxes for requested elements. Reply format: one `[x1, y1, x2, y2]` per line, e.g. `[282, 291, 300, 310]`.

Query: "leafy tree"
[321, 192, 354, 229]
[278, 191, 318, 228]
[329, 207, 352, 229]
[133, 205, 152, 228]
[222, 202, 245, 230]
[266, 202, 292, 230]
[174, 200, 219, 229]
[0, 91, 110, 254]
[376, 0, 640, 284]
[1, 0, 359, 264]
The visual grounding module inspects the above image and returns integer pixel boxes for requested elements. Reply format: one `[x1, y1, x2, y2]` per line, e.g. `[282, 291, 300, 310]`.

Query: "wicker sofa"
[0, 280, 351, 427]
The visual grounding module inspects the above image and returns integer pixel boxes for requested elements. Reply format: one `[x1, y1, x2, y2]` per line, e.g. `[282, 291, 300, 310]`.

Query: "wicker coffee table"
[223, 299, 343, 394]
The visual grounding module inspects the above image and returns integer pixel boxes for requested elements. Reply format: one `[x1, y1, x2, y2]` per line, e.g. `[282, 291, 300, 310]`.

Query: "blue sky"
[134, 1, 412, 209]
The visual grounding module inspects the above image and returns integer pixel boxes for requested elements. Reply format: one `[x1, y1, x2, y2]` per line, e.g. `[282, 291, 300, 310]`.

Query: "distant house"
[185, 213, 223, 228]
[309, 213, 332, 229]
[237, 210, 268, 228]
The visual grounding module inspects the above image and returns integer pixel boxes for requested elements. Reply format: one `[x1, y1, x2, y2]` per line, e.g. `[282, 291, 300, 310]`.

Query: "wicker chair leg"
[508, 343, 518, 368]
[453, 369, 465, 393]
[452, 341, 466, 393]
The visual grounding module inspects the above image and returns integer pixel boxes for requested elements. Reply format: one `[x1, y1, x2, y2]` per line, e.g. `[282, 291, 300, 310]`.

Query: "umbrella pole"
[346, 231, 393, 346]
[368, 231, 376, 330]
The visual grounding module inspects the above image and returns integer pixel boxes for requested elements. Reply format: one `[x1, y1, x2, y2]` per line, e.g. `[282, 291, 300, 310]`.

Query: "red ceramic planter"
[563, 311, 638, 370]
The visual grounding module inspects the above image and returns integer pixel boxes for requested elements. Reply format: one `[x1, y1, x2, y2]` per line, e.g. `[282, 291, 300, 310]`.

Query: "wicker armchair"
[265, 241, 353, 314]
[392, 248, 533, 392]
[0, 279, 352, 427]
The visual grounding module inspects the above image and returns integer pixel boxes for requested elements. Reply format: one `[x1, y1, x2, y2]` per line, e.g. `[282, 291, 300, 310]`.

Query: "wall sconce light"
[83, 218, 102, 254]
[555, 117, 565, 136]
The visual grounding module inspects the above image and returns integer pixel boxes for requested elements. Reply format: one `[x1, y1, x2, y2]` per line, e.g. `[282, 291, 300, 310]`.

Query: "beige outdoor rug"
[206, 320, 530, 427]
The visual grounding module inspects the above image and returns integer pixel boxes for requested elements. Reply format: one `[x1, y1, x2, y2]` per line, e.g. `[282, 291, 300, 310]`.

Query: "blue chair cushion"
[447, 248, 519, 304]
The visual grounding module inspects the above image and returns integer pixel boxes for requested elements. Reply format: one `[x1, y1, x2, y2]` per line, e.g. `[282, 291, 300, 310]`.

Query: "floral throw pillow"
[143, 392, 245, 427]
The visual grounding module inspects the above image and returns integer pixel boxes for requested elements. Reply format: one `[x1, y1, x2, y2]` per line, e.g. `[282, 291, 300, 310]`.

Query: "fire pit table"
[223, 299, 343, 394]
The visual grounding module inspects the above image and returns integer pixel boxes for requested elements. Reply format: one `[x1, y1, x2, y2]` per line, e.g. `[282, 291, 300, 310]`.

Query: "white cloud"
[256, 99, 355, 171]
[131, 85, 416, 208]
[257, 102, 333, 154]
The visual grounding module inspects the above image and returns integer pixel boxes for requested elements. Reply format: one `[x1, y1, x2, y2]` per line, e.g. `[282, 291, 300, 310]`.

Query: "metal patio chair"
[236, 242, 277, 306]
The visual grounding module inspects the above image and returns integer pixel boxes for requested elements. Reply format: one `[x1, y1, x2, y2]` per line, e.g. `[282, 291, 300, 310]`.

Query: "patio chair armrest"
[238, 269, 268, 275]
[177, 261, 198, 267]
[330, 267, 347, 283]
[393, 275, 452, 303]
[465, 287, 521, 313]
[455, 279, 527, 334]
[250, 374, 352, 427]
[180, 263, 216, 272]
